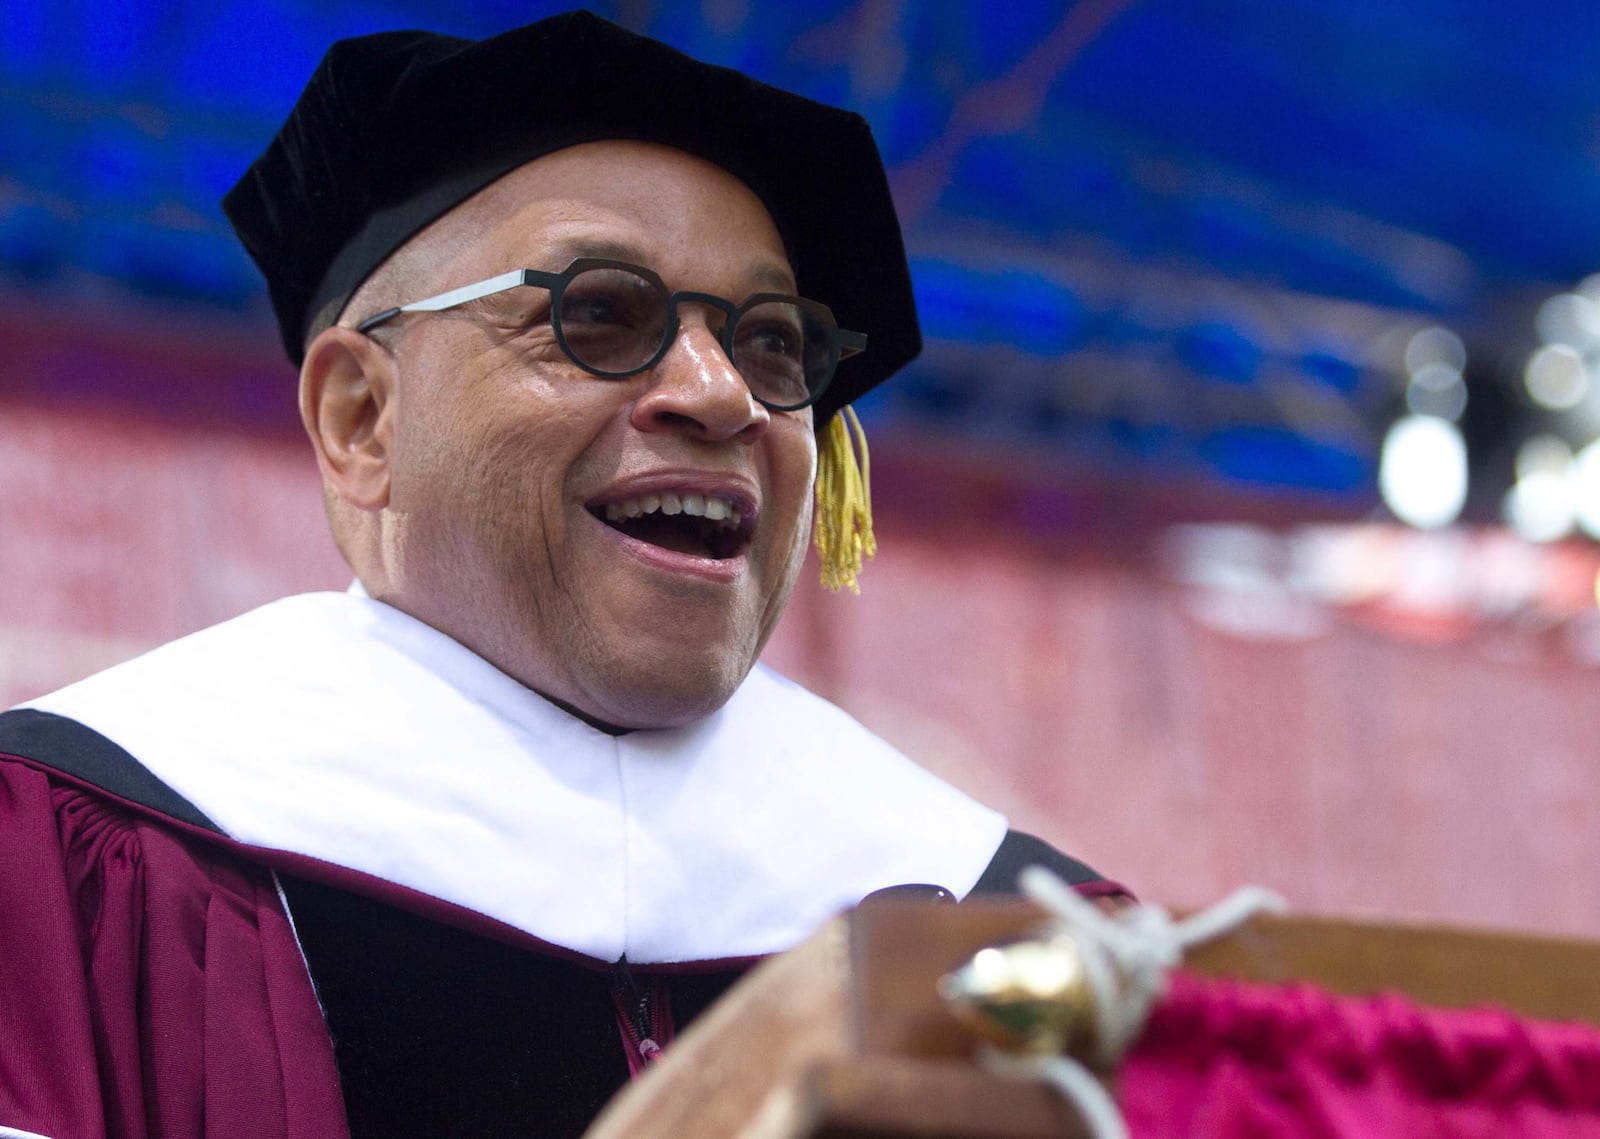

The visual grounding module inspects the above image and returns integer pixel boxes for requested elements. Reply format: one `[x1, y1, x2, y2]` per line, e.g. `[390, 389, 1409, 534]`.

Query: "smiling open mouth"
[591, 491, 753, 560]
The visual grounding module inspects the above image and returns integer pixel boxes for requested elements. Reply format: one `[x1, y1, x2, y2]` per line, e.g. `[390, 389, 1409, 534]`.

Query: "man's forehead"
[433, 143, 797, 288]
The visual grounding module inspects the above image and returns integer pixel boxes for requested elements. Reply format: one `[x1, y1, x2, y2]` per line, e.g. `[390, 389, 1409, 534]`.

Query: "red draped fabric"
[1122, 971, 1600, 1137]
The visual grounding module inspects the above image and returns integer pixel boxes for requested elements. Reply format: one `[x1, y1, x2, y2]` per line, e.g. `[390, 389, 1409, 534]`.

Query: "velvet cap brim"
[221, 9, 921, 423]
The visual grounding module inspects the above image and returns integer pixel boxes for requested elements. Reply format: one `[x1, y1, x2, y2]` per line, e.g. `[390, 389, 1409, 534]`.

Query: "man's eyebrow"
[542, 236, 650, 265]
[538, 237, 799, 295]
[748, 263, 799, 293]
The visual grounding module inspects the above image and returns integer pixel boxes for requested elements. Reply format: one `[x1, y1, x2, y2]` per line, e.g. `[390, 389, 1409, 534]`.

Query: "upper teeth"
[604, 492, 743, 528]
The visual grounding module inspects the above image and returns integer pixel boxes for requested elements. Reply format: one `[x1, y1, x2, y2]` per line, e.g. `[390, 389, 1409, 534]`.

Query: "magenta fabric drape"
[1121, 970, 1600, 1137]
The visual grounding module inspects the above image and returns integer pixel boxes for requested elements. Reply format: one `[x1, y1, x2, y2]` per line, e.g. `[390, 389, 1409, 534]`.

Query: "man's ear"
[300, 326, 397, 512]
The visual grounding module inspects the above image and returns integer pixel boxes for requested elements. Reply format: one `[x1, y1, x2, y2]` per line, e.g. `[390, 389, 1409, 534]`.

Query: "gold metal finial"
[937, 931, 1098, 1057]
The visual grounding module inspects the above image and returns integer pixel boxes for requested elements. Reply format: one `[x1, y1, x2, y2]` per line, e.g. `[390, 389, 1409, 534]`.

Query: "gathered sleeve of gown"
[0, 754, 349, 1139]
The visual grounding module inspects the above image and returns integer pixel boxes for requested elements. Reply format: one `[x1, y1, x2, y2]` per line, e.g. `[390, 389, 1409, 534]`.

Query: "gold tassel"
[814, 405, 876, 593]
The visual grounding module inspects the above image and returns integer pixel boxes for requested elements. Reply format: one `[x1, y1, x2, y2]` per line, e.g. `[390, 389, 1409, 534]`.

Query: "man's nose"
[630, 312, 769, 442]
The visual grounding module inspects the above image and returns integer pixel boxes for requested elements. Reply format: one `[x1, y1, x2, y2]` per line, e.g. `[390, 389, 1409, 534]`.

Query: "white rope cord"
[982, 1045, 1132, 1139]
[976, 868, 1289, 1139]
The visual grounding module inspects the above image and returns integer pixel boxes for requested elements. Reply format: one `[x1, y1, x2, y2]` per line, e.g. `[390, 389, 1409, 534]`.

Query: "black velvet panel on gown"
[277, 875, 745, 1139]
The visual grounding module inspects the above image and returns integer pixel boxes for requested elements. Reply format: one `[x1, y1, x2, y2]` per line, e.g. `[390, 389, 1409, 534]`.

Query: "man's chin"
[570, 690, 738, 734]
[568, 652, 753, 732]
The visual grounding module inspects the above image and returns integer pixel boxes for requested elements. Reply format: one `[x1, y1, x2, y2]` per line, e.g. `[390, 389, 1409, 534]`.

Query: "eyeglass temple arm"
[837, 329, 868, 359]
[355, 269, 549, 333]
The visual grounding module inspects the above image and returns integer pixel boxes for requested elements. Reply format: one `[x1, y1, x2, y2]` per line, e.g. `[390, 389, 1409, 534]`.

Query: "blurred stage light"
[1405, 361, 1467, 420]
[1572, 439, 1600, 540]
[1503, 473, 1575, 542]
[1524, 343, 1590, 410]
[1516, 433, 1575, 480]
[1535, 292, 1600, 349]
[1503, 438, 1576, 542]
[1403, 325, 1467, 374]
[1380, 415, 1467, 529]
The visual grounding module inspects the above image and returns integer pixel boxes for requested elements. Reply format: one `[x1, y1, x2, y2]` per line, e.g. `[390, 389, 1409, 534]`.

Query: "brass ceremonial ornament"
[937, 930, 1099, 1057]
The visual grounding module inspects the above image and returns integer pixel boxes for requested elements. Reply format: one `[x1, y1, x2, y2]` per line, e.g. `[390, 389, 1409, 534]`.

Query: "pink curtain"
[1121, 972, 1600, 1137]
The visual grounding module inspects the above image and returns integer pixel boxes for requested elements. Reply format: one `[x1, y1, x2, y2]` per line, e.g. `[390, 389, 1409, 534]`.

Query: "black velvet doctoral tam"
[221, 9, 921, 425]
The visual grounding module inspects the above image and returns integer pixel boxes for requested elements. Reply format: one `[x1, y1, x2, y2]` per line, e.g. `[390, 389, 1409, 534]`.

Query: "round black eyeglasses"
[355, 257, 867, 412]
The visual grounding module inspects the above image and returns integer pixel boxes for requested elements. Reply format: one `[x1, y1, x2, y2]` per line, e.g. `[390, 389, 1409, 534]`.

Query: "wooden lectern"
[583, 902, 1600, 1139]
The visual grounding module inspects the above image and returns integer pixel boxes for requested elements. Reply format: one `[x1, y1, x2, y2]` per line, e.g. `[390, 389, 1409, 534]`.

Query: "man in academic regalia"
[0, 11, 1124, 1139]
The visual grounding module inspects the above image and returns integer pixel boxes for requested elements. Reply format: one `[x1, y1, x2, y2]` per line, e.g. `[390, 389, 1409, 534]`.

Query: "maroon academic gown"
[0, 751, 351, 1139]
[0, 725, 1122, 1139]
